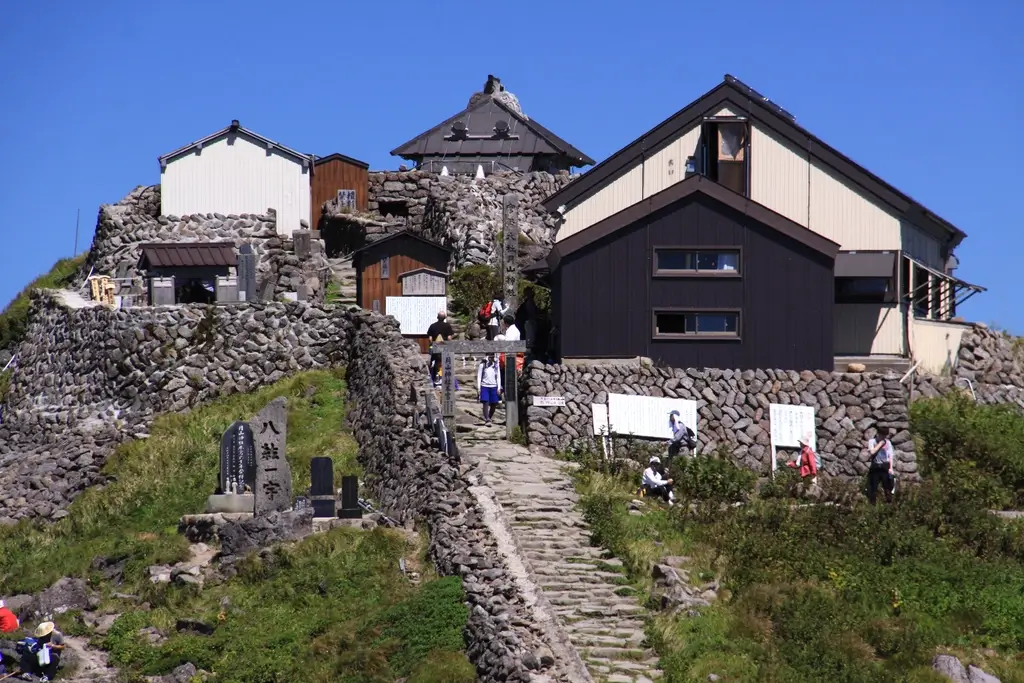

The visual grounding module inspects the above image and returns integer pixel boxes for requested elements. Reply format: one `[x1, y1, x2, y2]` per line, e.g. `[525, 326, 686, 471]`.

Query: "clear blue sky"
[1, 0, 1021, 331]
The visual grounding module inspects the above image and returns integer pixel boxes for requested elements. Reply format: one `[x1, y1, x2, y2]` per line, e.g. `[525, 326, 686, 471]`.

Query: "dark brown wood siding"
[355, 236, 451, 353]
[554, 194, 834, 370]
[311, 158, 369, 224]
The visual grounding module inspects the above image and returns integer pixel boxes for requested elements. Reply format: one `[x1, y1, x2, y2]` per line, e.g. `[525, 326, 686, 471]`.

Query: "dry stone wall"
[0, 291, 562, 683]
[363, 170, 573, 267]
[84, 185, 328, 304]
[522, 362, 918, 481]
[914, 325, 1024, 409]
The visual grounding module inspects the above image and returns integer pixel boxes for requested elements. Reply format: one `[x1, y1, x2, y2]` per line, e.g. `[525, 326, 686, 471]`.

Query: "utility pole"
[73, 208, 80, 255]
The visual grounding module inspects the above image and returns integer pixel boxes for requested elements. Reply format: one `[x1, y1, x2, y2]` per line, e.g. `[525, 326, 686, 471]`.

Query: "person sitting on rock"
[20, 621, 64, 681]
[667, 410, 697, 461]
[642, 456, 676, 506]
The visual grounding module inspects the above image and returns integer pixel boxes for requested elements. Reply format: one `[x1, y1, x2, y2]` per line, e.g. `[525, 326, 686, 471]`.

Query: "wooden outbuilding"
[351, 231, 453, 352]
[311, 153, 370, 225]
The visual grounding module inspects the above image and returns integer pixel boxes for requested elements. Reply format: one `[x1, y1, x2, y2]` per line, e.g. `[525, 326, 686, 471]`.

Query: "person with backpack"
[786, 433, 819, 481]
[426, 311, 454, 388]
[476, 352, 503, 426]
[866, 427, 896, 504]
[667, 410, 697, 460]
[479, 298, 508, 340]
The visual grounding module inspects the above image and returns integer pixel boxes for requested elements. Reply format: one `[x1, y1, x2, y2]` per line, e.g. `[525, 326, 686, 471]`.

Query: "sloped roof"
[138, 242, 237, 269]
[313, 152, 370, 169]
[158, 120, 313, 168]
[549, 174, 840, 269]
[350, 230, 452, 257]
[391, 93, 594, 167]
[543, 74, 966, 248]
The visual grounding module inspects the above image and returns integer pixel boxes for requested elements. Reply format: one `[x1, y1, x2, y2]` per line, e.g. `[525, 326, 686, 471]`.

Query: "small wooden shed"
[311, 153, 370, 226]
[352, 231, 452, 352]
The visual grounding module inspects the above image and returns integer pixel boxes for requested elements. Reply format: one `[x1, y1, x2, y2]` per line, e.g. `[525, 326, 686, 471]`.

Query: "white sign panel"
[532, 395, 567, 407]
[768, 403, 816, 471]
[385, 296, 448, 335]
[591, 403, 611, 458]
[606, 393, 699, 441]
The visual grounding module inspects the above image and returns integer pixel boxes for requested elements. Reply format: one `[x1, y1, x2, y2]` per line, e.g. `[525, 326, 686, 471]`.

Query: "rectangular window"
[654, 311, 740, 339]
[380, 256, 390, 279]
[835, 277, 891, 304]
[700, 118, 749, 196]
[654, 248, 740, 276]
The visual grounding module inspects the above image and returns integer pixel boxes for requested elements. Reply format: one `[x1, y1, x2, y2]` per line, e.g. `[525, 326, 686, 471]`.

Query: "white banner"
[606, 393, 699, 441]
[385, 296, 448, 335]
[769, 403, 816, 471]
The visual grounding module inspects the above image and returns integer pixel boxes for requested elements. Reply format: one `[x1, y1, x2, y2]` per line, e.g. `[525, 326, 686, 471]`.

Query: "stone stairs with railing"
[444, 362, 662, 683]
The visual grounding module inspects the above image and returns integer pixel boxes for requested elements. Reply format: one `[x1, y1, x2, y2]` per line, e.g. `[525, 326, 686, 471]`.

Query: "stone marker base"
[313, 517, 378, 534]
[206, 493, 255, 514]
[179, 512, 254, 543]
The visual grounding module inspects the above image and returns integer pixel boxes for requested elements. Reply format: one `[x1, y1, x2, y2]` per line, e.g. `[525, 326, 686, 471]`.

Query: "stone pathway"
[445, 361, 662, 683]
[326, 256, 358, 307]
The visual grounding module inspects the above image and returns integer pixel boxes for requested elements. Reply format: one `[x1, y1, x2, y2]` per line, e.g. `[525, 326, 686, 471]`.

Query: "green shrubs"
[448, 265, 501, 318]
[567, 395, 1024, 682]
[0, 253, 87, 350]
[911, 391, 1024, 507]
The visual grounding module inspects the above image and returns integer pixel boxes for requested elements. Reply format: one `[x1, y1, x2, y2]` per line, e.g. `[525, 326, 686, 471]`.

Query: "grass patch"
[0, 369, 358, 595]
[102, 529, 473, 683]
[567, 396, 1024, 682]
[0, 369, 474, 683]
[0, 252, 87, 351]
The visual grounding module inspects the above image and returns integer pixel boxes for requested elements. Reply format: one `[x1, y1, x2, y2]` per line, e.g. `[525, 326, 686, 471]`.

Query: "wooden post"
[441, 350, 455, 419]
[502, 193, 520, 313]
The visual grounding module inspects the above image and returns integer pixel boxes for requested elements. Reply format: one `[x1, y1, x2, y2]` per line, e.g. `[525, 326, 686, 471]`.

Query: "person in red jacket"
[0, 599, 19, 633]
[785, 434, 818, 480]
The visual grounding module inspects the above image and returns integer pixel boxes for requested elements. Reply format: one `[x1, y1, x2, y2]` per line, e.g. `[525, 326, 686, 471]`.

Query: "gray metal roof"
[158, 120, 313, 168]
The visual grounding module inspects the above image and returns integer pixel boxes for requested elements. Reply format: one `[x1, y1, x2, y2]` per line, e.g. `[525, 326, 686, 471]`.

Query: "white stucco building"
[158, 120, 313, 235]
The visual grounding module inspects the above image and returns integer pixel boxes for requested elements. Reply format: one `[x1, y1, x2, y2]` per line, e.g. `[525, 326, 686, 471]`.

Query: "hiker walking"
[480, 298, 508, 340]
[476, 352, 503, 426]
[426, 310, 454, 388]
[866, 427, 896, 504]
[515, 288, 540, 350]
[667, 410, 697, 461]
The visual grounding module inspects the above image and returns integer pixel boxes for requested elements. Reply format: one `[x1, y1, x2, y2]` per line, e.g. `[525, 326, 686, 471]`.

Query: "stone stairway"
[444, 361, 662, 683]
[326, 256, 358, 307]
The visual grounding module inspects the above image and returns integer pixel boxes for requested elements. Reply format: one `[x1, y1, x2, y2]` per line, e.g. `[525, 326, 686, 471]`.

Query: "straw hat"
[35, 621, 55, 638]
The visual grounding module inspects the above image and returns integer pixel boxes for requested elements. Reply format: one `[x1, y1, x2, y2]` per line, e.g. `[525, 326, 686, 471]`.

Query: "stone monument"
[310, 457, 335, 518]
[253, 397, 292, 515]
[206, 420, 256, 514]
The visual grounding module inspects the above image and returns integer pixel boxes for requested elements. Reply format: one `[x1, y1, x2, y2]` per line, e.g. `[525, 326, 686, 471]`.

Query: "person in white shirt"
[866, 427, 896, 504]
[502, 313, 521, 341]
[642, 456, 675, 505]
[476, 352, 503, 426]
[486, 299, 508, 340]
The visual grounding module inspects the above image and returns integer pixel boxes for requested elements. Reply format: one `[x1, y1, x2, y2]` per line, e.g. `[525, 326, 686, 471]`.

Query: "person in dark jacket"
[425, 311, 454, 387]
[515, 288, 540, 349]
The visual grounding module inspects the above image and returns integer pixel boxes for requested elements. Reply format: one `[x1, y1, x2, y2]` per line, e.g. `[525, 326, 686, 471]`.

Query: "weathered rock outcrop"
[522, 362, 917, 481]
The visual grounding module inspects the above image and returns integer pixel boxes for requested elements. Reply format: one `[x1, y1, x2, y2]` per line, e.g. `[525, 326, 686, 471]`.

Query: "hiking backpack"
[477, 301, 493, 324]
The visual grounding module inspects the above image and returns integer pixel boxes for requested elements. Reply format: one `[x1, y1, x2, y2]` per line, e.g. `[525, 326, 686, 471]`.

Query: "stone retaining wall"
[364, 170, 573, 268]
[522, 362, 918, 481]
[83, 185, 328, 304]
[914, 324, 1024, 408]
[0, 291, 558, 682]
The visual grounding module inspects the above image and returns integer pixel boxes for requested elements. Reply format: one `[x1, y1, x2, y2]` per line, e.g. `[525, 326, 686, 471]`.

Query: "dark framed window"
[835, 277, 893, 304]
[654, 248, 741, 276]
[654, 310, 740, 339]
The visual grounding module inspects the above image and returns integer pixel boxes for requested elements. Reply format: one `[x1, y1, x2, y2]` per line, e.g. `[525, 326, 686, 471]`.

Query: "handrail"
[899, 359, 922, 384]
[1, 354, 16, 372]
[954, 377, 977, 401]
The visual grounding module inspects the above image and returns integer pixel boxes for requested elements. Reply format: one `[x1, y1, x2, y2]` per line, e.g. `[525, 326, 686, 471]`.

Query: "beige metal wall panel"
[911, 318, 966, 375]
[749, 124, 809, 225]
[901, 224, 945, 270]
[714, 106, 739, 117]
[808, 159, 901, 250]
[161, 135, 311, 235]
[642, 124, 701, 198]
[556, 164, 643, 242]
[834, 304, 904, 355]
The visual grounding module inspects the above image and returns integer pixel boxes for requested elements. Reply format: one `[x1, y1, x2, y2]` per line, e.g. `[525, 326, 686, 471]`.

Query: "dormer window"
[700, 117, 749, 197]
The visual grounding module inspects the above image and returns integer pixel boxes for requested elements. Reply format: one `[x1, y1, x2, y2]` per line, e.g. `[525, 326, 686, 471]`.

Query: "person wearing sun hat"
[19, 620, 65, 681]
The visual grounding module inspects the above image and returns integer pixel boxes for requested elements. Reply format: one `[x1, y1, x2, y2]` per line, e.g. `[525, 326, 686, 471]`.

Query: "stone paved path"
[445, 361, 662, 683]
